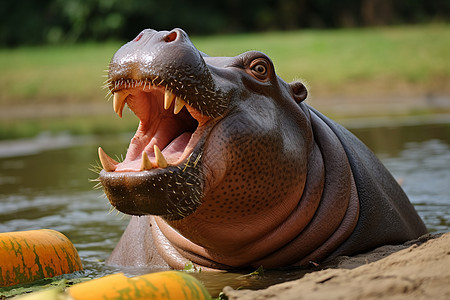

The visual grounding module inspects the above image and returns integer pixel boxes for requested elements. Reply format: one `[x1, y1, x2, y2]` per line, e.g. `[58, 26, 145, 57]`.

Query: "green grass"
[0, 43, 116, 105]
[0, 24, 449, 139]
[193, 24, 450, 94]
[1, 24, 449, 106]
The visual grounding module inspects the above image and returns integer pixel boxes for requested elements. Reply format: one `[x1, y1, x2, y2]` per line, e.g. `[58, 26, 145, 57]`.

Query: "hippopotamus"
[98, 28, 427, 270]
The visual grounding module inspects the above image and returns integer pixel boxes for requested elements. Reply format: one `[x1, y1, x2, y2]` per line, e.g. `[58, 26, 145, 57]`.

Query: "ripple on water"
[381, 139, 450, 233]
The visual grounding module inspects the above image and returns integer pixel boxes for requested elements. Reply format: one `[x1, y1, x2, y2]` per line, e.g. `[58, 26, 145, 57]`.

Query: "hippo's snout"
[110, 28, 199, 79]
[109, 28, 204, 85]
[108, 28, 228, 118]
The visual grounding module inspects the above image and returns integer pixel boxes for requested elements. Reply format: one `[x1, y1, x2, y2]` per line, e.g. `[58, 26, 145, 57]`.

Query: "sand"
[223, 232, 450, 300]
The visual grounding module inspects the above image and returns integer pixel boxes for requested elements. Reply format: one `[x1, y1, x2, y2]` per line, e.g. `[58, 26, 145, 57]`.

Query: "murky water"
[0, 119, 449, 295]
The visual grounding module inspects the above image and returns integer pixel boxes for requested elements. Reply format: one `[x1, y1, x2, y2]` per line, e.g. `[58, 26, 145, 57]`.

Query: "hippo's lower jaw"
[98, 78, 213, 219]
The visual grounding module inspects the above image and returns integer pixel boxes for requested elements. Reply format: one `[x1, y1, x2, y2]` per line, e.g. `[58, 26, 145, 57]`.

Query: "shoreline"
[224, 232, 450, 300]
[2, 93, 449, 120]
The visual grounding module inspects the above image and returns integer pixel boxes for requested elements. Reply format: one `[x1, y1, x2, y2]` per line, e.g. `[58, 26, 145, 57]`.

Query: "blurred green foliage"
[1, 0, 449, 47]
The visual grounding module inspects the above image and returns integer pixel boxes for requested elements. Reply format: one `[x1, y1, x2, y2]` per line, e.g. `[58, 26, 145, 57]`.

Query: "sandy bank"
[224, 232, 450, 300]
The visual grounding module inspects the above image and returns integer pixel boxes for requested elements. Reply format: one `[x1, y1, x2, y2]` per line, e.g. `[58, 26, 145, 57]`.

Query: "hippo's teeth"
[154, 145, 168, 168]
[173, 97, 185, 114]
[113, 92, 128, 118]
[98, 147, 118, 172]
[164, 89, 176, 110]
[140, 151, 153, 171]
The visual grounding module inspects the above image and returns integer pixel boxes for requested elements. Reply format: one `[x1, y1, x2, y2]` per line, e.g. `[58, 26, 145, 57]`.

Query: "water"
[0, 120, 449, 295]
[349, 120, 450, 233]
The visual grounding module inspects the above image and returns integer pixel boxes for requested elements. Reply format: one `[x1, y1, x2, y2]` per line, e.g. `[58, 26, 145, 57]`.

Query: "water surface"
[0, 119, 449, 294]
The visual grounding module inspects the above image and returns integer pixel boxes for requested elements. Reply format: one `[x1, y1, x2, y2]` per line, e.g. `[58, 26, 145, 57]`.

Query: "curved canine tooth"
[154, 145, 168, 168]
[140, 151, 153, 171]
[98, 147, 118, 172]
[164, 89, 176, 110]
[173, 97, 185, 114]
[113, 92, 128, 118]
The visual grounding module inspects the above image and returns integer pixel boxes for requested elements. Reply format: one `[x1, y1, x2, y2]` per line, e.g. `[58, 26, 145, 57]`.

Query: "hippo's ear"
[289, 81, 308, 103]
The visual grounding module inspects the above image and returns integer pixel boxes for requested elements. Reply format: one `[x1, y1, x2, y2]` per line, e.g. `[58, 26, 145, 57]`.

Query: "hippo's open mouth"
[98, 79, 211, 173]
[98, 76, 217, 218]
[97, 28, 232, 219]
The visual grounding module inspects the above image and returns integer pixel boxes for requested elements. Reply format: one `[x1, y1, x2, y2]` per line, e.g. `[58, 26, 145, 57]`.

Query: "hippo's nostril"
[134, 32, 144, 42]
[164, 31, 178, 43]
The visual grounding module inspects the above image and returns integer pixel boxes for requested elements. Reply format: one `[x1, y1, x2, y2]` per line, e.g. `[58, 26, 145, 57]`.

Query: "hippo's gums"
[97, 28, 427, 270]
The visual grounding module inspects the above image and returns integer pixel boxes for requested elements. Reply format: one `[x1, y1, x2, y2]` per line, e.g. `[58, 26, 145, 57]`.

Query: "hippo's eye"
[250, 58, 270, 80]
[253, 64, 266, 75]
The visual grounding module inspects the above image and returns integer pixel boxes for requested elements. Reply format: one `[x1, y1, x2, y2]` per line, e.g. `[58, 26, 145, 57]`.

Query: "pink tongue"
[115, 132, 192, 172]
[162, 132, 192, 163]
